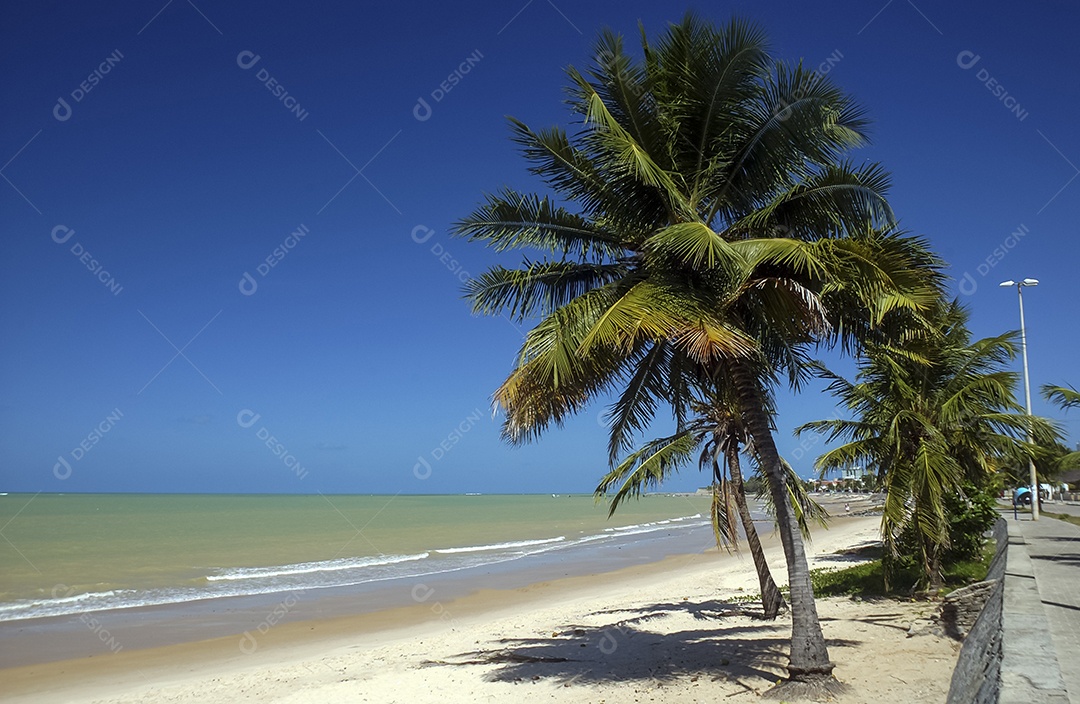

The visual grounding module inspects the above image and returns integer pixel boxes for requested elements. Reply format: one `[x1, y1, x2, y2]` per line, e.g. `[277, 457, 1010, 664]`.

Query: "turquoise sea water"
[0, 493, 714, 622]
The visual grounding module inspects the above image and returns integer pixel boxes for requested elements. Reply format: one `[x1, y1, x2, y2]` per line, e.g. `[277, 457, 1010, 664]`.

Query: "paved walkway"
[1011, 513, 1080, 703]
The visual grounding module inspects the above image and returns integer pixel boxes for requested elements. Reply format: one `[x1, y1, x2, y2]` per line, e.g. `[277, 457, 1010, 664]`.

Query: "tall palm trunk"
[927, 543, 944, 592]
[727, 445, 786, 619]
[929, 562, 943, 592]
[731, 365, 835, 685]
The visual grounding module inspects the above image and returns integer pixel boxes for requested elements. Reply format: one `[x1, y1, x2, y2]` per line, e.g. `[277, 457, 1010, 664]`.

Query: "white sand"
[6, 512, 958, 703]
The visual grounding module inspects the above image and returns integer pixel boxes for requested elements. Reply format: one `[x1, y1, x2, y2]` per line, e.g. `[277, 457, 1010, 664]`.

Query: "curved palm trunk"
[731, 365, 835, 685]
[727, 446, 786, 620]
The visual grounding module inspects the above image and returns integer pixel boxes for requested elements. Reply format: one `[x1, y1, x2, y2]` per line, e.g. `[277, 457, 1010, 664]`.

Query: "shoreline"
[0, 495, 882, 668]
[0, 493, 716, 626]
[0, 513, 720, 669]
[4, 548, 734, 702]
[1, 512, 950, 704]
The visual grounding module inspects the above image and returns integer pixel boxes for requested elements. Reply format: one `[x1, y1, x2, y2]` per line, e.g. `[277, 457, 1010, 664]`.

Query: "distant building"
[844, 465, 869, 481]
[822, 464, 869, 481]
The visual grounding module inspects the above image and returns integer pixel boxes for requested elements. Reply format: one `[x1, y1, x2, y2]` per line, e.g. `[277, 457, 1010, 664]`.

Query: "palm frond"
[596, 431, 699, 516]
[1043, 384, 1080, 410]
[465, 261, 627, 322]
[454, 188, 625, 259]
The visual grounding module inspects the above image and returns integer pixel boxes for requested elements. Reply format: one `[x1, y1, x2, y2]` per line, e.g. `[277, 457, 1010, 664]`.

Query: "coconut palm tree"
[1042, 384, 1080, 469]
[596, 388, 788, 620]
[798, 302, 1058, 588]
[454, 14, 943, 692]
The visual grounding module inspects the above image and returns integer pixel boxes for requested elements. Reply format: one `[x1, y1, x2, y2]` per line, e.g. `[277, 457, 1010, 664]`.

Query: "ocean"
[0, 493, 721, 624]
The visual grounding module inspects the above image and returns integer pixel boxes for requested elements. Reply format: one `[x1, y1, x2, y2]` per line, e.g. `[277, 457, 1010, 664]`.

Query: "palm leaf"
[1043, 384, 1080, 410]
[596, 431, 699, 516]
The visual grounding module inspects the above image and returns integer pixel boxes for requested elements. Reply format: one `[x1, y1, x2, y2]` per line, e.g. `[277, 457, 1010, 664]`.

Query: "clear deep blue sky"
[2, 0, 1078, 495]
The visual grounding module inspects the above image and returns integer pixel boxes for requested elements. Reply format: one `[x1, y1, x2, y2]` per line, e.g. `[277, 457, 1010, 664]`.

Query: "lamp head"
[1022, 278, 1039, 286]
[999, 280, 1016, 287]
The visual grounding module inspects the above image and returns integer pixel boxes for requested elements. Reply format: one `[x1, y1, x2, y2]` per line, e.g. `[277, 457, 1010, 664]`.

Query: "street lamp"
[999, 278, 1040, 520]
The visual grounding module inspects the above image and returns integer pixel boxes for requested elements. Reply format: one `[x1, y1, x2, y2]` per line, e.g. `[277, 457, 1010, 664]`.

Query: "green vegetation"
[809, 540, 996, 598]
[1041, 384, 1080, 472]
[1043, 511, 1080, 528]
[595, 397, 788, 619]
[1044, 384, 1080, 411]
[798, 302, 1058, 589]
[942, 485, 1000, 563]
[997, 438, 1077, 490]
[458, 11, 947, 694]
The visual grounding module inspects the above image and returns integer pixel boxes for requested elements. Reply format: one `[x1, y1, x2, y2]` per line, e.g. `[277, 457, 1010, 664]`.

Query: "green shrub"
[884, 482, 998, 586]
[943, 483, 999, 563]
[807, 540, 995, 598]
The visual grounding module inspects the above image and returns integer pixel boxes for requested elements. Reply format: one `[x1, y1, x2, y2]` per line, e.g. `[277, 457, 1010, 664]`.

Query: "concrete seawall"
[948, 517, 1070, 703]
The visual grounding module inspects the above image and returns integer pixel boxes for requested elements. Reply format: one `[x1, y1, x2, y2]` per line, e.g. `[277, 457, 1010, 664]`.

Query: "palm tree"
[1042, 384, 1080, 469]
[455, 14, 942, 692]
[596, 390, 788, 619]
[798, 302, 1058, 588]
[1043, 384, 1080, 410]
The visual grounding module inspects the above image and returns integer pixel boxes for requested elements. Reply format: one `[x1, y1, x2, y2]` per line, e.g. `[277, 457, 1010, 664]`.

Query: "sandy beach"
[4, 504, 959, 703]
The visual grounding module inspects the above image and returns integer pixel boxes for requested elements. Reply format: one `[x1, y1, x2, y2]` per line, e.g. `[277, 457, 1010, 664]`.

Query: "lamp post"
[1000, 278, 1039, 520]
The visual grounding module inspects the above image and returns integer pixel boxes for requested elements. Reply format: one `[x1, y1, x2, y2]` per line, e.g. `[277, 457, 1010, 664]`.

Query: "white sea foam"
[0, 590, 175, 620]
[602, 514, 706, 536]
[1, 512, 711, 623]
[0, 588, 127, 616]
[434, 537, 565, 554]
[206, 552, 430, 582]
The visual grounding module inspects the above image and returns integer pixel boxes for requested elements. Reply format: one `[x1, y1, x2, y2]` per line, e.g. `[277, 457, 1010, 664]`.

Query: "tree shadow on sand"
[588, 598, 766, 623]
[812, 541, 882, 564]
[424, 599, 861, 689]
[820, 610, 914, 634]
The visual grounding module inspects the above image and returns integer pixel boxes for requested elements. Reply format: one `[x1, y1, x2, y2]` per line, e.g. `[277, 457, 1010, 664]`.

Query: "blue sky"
[2, 0, 1078, 495]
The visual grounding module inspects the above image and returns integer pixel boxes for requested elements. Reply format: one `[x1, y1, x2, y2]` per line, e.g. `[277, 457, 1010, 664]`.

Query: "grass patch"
[1043, 511, 1080, 528]
[810, 561, 886, 597]
[804, 540, 996, 598]
[943, 542, 996, 586]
